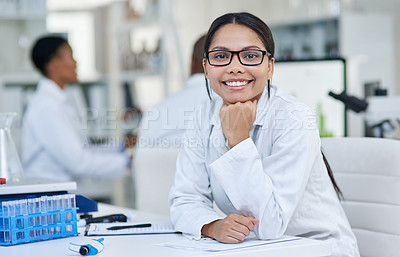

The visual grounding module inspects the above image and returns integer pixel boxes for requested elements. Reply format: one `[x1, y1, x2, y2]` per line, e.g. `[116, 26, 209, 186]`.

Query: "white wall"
[170, 0, 399, 94]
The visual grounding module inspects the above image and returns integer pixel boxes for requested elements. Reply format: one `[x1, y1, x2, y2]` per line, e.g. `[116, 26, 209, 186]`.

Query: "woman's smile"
[222, 79, 253, 90]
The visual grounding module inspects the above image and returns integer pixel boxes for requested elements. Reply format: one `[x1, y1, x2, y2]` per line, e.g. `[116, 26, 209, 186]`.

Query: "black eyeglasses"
[205, 49, 271, 66]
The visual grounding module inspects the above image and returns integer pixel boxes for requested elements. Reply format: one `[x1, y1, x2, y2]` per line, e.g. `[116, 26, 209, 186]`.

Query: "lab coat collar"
[37, 77, 68, 104]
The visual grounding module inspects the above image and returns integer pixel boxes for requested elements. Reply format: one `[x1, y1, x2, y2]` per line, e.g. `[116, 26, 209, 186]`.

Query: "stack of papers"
[158, 235, 300, 252]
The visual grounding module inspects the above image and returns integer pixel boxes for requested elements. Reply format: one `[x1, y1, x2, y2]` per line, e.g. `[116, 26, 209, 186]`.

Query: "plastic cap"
[0, 178, 6, 184]
[79, 246, 89, 255]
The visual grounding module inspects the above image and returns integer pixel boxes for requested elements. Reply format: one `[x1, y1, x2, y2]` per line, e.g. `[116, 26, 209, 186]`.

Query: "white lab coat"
[22, 77, 127, 181]
[137, 73, 209, 147]
[169, 85, 360, 257]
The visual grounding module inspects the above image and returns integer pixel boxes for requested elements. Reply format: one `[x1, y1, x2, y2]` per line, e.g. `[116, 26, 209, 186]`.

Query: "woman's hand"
[201, 214, 259, 243]
[220, 100, 257, 148]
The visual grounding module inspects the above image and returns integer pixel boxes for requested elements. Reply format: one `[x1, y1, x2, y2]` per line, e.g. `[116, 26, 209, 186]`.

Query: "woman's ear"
[202, 58, 208, 77]
[267, 58, 274, 80]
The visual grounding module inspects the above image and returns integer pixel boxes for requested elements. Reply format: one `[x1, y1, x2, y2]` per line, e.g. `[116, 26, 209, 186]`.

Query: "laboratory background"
[0, 0, 399, 208]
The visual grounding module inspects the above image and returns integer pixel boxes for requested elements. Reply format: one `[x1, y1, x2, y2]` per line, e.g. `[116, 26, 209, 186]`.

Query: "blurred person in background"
[22, 35, 132, 186]
[137, 34, 208, 148]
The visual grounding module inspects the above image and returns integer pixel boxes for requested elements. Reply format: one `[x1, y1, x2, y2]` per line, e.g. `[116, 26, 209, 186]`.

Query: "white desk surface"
[0, 203, 332, 257]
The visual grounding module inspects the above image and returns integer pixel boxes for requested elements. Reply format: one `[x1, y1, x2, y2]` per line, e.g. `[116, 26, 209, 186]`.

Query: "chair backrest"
[321, 137, 400, 257]
[133, 146, 181, 216]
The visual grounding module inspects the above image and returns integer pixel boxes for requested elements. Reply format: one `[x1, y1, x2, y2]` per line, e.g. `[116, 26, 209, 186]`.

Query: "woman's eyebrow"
[243, 45, 262, 50]
[210, 46, 229, 51]
[210, 45, 263, 51]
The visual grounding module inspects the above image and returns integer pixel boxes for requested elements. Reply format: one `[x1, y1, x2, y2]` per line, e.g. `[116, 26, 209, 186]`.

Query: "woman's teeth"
[225, 81, 248, 87]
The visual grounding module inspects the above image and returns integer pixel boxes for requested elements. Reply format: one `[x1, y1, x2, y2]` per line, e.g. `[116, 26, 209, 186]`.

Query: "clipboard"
[84, 221, 180, 236]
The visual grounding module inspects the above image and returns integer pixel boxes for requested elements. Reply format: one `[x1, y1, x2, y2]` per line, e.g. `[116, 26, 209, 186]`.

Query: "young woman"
[169, 12, 360, 257]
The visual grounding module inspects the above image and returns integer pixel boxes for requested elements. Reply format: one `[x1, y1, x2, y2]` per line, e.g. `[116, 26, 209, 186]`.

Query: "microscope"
[329, 90, 400, 139]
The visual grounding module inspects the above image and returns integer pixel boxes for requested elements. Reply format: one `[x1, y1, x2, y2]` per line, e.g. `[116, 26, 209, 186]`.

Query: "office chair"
[133, 146, 181, 216]
[321, 137, 400, 257]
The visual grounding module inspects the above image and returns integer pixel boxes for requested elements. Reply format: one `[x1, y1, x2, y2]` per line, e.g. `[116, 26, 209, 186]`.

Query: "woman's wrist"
[201, 221, 217, 239]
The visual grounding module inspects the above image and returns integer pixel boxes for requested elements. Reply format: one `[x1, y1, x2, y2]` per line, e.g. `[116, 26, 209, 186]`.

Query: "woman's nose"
[227, 54, 244, 73]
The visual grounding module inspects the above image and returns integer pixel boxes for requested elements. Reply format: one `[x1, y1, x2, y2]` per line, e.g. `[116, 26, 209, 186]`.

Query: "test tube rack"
[0, 194, 78, 246]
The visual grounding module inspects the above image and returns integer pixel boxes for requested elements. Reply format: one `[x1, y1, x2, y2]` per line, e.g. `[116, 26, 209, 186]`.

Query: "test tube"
[2, 202, 10, 243]
[14, 200, 23, 230]
[46, 196, 53, 212]
[54, 196, 62, 223]
[8, 201, 15, 219]
[14, 200, 21, 216]
[27, 199, 35, 227]
[15, 201, 24, 241]
[62, 195, 69, 210]
[62, 195, 71, 222]
[56, 195, 62, 210]
[46, 196, 54, 226]
[19, 199, 28, 215]
[69, 194, 76, 208]
[19, 199, 28, 230]
[34, 198, 41, 227]
[40, 196, 47, 226]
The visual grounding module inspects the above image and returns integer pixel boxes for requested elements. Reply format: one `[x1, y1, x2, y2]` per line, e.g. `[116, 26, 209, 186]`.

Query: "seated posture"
[22, 35, 130, 184]
[169, 12, 360, 257]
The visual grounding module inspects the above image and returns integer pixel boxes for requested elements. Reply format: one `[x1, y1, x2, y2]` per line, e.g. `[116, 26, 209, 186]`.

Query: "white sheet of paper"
[158, 235, 300, 252]
[85, 221, 178, 236]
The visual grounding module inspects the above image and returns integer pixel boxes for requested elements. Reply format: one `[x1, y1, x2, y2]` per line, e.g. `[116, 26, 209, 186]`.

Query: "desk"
[0, 203, 331, 257]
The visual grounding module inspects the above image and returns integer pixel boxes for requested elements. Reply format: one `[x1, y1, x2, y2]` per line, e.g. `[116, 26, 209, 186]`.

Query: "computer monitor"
[273, 59, 346, 137]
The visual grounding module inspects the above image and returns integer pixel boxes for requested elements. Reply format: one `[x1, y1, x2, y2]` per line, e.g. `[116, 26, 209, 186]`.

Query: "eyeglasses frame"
[205, 49, 272, 67]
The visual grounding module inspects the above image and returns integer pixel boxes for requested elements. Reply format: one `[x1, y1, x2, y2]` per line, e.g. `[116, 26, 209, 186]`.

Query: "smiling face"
[203, 24, 274, 105]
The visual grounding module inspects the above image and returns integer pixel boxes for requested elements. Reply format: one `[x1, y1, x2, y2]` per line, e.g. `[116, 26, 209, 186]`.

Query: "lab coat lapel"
[209, 124, 228, 158]
[208, 97, 229, 159]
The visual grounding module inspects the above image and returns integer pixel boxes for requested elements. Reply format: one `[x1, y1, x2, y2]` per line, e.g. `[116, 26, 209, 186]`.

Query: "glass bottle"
[0, 112, 24, 183]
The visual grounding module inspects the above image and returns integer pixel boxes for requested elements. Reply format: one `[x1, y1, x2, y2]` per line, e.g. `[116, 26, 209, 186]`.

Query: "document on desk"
[85, 221, 179, 236]
[158, 235, 300, 252]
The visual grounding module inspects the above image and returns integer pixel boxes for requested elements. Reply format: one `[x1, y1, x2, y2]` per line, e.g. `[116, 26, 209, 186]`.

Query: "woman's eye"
[214, 53, 229, 59]
[244, 53, 259, 59]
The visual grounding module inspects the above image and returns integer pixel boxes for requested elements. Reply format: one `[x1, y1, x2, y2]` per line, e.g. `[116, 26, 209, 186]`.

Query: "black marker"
[106, 223, 152, 231]
[84, 214, 127, 224]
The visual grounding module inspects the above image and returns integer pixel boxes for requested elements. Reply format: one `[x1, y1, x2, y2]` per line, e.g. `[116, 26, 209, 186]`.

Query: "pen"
[106, 223, 152, 231]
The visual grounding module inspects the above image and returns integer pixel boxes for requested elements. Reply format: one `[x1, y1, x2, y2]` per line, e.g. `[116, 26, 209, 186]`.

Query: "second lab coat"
[169, 85, 360, 257]
[137, 73, 209, 147]
[22, 77, 127, 181]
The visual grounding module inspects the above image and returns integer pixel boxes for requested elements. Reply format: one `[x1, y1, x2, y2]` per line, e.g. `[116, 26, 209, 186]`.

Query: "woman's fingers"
[201, 214, 259, 244]
[217, 214, 258, 243]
